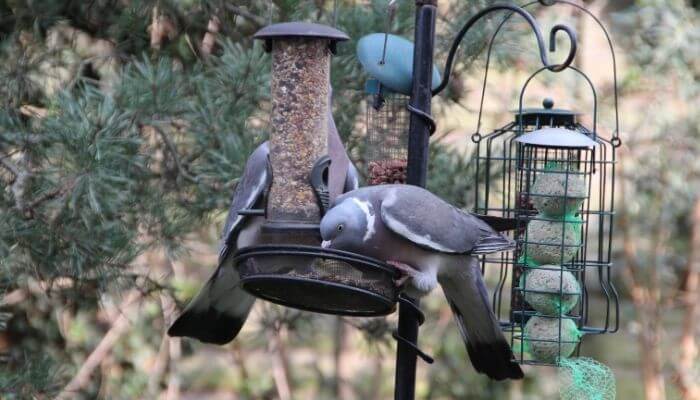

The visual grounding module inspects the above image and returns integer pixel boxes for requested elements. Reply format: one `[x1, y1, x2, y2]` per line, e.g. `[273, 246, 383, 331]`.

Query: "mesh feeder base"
[235, 245, 398, 317]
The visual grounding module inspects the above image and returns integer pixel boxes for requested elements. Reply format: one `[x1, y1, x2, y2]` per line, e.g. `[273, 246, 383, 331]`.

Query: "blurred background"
[0, 0, 698, 399]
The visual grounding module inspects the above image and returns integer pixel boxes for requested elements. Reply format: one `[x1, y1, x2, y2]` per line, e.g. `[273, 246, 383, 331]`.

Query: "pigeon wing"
[219, 141, 271, 260]
[379, 186, 513, 254]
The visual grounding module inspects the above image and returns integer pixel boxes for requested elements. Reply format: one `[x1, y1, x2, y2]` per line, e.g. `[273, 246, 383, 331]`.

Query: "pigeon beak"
[321, 240, 331, 249]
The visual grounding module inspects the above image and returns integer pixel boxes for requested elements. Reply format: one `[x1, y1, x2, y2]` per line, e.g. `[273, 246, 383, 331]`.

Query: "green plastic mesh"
[558, 357, 616, 400]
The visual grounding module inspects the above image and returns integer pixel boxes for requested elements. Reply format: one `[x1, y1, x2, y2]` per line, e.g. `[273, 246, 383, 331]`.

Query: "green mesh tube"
[558, 357, 616, 400]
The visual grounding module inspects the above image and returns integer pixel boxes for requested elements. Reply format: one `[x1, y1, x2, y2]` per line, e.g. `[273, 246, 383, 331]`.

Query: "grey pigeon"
[167, 142, 270, 344]
[319, 184, 524, 380]
[168, 110, 359, 345]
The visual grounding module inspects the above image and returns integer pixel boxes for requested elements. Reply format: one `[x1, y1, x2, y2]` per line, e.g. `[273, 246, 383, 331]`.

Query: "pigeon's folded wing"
[379, 186, 513, 255]
[219, 141, 271, 260]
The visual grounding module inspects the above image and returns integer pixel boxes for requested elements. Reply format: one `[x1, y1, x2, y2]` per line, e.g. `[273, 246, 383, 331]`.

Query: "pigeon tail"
[167, 301, 251, 344]
[439, 257, 524, 381]
[474, 215, 519, 232]
[168, 263, 255, 345]
[471, 234, 515, 255]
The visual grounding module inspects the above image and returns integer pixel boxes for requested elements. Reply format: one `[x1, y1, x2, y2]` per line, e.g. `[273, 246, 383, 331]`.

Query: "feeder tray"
[235, 245, 399, 316]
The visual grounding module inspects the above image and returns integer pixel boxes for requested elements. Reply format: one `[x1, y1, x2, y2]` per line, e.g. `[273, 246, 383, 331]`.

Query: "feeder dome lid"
[357, 33, 441, 96]
[254, 22, 349, 53]
[513, 98, 581, 126]
[516, 127, 598, 149]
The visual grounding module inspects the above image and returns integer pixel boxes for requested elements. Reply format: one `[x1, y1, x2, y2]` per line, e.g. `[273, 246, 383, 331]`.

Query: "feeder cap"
[357, 33, 441, 96]
[515, 127, 598, 149]
[513, 98, 581, 126]
[254, 22, 349, 53]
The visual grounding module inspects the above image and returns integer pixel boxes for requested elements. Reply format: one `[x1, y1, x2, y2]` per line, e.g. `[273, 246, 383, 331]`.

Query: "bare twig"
[268, 327, 293, 400]
[147, 334, 170, 396]
[225, 5, 266, 28]
[201, 16, 221, 57]
[150, 125, 198, 184]
[161, 256, 181, 400]
[19, 105, 48, 119]
[55, 290, 143, 400]
[0, 157, 20, 178]
[673, 199, 700, 400]
[149, 6, 177, 50]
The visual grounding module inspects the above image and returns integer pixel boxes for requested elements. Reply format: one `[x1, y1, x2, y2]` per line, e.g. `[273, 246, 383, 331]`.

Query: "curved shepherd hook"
[432, 3, 577, 96]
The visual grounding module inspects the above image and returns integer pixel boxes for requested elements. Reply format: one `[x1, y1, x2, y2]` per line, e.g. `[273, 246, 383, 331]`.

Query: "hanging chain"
[332, 0, 339, 27]
[268, 0, 273, 25]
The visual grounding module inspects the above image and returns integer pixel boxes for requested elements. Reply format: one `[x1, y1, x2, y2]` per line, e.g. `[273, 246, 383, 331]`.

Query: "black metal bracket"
[406, 103, 436, 135]
[237, 209, 265, 216]
[391, 294, 434, 364]
[392, 331, 434, 364]
[432, 3, 577, 96]
[310, 155, 331, 214]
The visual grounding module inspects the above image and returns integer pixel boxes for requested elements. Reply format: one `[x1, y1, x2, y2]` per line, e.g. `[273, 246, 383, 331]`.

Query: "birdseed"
[267, 38, 330, 223]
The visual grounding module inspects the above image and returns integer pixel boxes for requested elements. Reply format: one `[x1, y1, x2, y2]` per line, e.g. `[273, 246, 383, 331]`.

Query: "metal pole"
[394, 1, 437, 399]
[406, 0, 437, 187]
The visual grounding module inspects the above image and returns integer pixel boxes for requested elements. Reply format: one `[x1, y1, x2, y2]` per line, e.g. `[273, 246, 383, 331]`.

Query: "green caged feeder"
[469, 1, 623, 373]
[473, 87, 620, 367]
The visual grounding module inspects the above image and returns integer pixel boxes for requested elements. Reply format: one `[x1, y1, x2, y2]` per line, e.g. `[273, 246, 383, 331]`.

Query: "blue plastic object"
[357, 33, 441, 96]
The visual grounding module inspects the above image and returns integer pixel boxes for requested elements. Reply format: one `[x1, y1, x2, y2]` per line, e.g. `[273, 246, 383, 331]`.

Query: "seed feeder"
[466, 1, 622, 367]
[357, 33, 440, 185]
[234, 22, 399, 317]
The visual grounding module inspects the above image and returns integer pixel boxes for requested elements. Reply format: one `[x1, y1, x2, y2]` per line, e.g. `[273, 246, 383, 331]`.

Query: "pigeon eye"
[337, 224, 344, 232]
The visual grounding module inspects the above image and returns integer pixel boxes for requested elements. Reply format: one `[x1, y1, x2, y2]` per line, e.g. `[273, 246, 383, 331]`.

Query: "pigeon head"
[320, 198, 375, 251]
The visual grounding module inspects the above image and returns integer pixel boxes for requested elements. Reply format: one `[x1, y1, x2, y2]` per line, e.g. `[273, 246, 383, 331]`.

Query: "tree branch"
[673, 198, 700, 399]
[225, 5, 266, 28]
[150, 125, 198, 184]
[201, 16, 221, 57]
[55, 291, 143, 400]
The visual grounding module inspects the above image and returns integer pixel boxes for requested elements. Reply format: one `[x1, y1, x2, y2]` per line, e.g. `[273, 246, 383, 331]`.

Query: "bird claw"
[387, 261, 418, 288]
[394, 274, 411, 288]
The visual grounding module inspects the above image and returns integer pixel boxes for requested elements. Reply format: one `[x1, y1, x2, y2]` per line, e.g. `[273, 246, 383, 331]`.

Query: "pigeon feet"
[387, 260, 418, 288]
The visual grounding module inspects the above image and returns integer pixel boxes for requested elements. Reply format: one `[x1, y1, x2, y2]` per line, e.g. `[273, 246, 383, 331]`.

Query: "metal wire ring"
[471, 132, 482, 143]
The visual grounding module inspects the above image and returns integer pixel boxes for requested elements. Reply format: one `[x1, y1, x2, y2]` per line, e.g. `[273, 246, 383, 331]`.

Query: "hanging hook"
[432, 3, 578, 95]
[549, 24, 577, 72]
[380, 0, 399, 65]
[473, 0, 621, 147]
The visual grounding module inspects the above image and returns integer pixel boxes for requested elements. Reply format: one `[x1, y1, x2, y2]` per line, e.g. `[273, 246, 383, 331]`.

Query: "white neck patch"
[351, 198, 376, 242]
